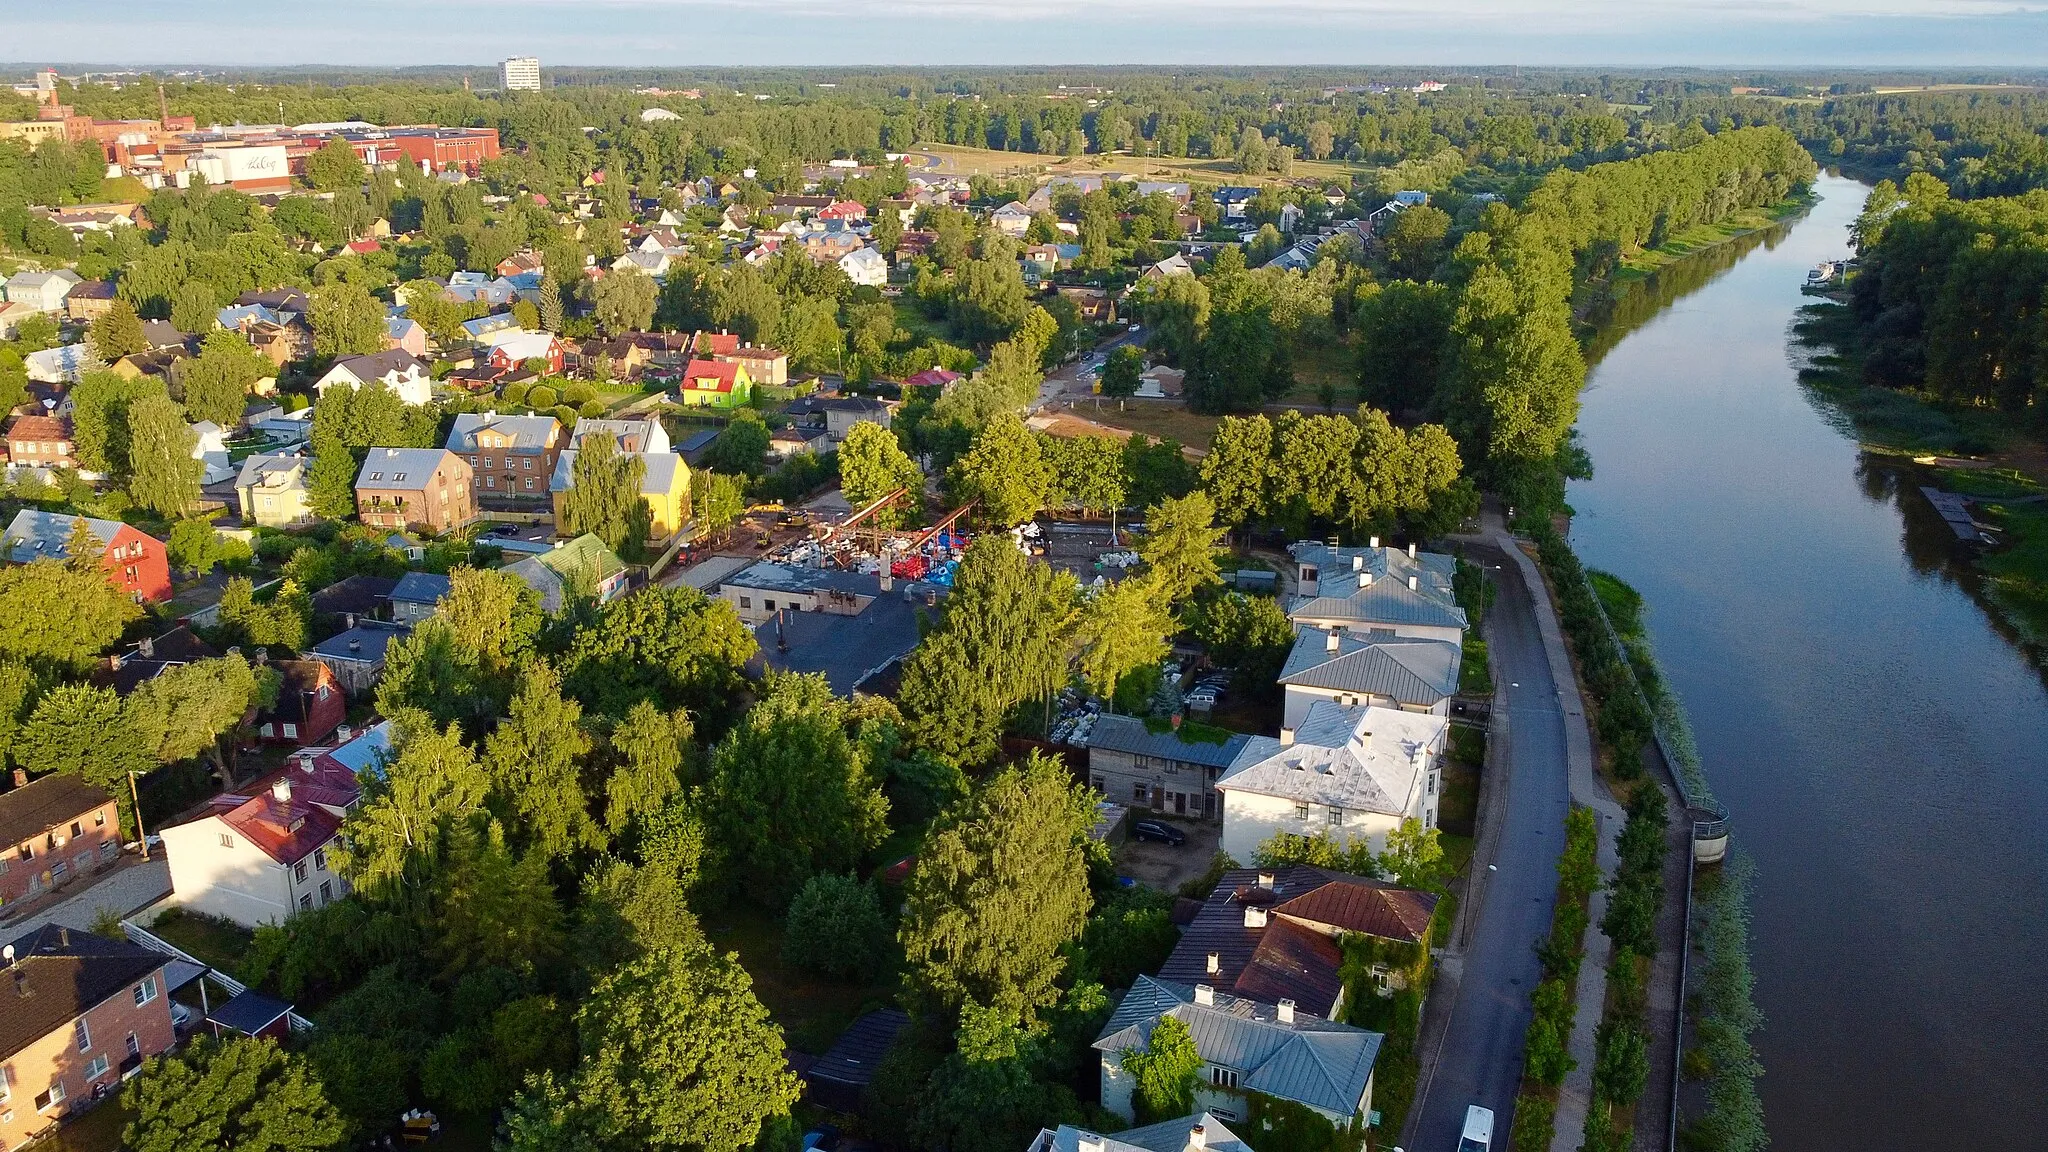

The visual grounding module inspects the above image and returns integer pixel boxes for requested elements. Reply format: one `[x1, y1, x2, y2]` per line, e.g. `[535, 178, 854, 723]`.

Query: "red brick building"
[0, 775, 122, 909]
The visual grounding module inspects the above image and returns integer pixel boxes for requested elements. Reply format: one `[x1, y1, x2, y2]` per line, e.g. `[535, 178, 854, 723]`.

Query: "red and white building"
[0, 511, 170, 602]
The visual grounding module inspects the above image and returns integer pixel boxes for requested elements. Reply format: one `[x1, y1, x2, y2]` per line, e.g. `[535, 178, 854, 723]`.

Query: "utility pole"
[129, 770, 149, 861]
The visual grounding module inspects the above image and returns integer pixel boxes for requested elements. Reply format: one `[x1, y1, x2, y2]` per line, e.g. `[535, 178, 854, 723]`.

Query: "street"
[1405, 537, 1573, 1151]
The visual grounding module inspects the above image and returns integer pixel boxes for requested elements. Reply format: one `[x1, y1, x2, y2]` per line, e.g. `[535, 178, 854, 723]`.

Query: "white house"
[25, 342, 97, 384]
[838, 246, 889, 288]
[1285, 540, 1467, 645]
[1276, 625, 1461, 736]
[314, 349, 433, 406]
[159, 772, 353, 927]
[3, 269, 83, 313]
[1215, 701, 1447, 865]
[991, 200, 1034, 236]
[190, 421, 234, 485]
[1028, 1115, 1249, 1152]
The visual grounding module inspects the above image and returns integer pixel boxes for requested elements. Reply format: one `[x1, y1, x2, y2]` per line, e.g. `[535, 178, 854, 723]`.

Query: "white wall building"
[1215, 701, 1447, 866]
[1285, 539, 1468, 646]
[1276, 625, 1461, 737]
[500, 57, 542, 91]
[159, 775, 351, 928]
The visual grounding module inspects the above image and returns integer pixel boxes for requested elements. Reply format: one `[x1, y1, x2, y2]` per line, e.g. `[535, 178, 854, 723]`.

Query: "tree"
[1379, 817, 1447, 892]
[1185, 592, 1294, 687]
[307, 433, 361, 520]
[572, 943, 801, 1152]
[704, 409, 770, 476]
[126, 392, 204, 516]
[1198, 415, 1274, 528]
[18, 682, 148, 792]
[560, 432, 649, 558]
[1120, 1015, 1201, 1123]
[838, 421, 923, 529]
[561, 585, 757, 722]
[779, 295, 844, 375]
[305, 136, 367, 193]
[1072, 576, 1174, 699]
[1355, 279, 1453, 415]
[377, 568, 545, 729]
[949, 413, 1051, 526]
[690, 470, 746, 540]
[1594, 1018, 1651, 1106]
[1099, 344, 1143, 400]
[704, 673, 889, 906]
[1383, 204, 1453, 280]
[180, 329, 268, 427]
[69, 370, 165, 476]
[125, 1037, 349, 1152]
[603, 700, 691, 836]
[310, 281, 385, 357]
[89, 299, 147, 364]
[434, 821, 567, 980]
[900, 753, 1096, 1023]
[484, 661, 600, 862]
[593, 268, 659, 332]
[0, 558, 140, 671]
[340, 715, 492, 900]
[783, 873, 890, 981]
[126, 654, 277, 789]
[537, 271, 564, 332]
[1136, 491, 1225, 604]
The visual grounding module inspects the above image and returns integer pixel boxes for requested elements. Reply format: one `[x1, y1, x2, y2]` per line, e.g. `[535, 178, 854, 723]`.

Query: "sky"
[3, 0, 2047, 68]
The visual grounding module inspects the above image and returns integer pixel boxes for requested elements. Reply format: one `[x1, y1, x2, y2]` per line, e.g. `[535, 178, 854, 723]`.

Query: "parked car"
[1132, 820, 1187, 846]
[1459, 1105, 1495, 1152]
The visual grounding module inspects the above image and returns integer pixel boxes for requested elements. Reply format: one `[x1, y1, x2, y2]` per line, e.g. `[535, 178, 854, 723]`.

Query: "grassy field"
[147, 907, 256, 973]
[1082, 402, 1222, 449]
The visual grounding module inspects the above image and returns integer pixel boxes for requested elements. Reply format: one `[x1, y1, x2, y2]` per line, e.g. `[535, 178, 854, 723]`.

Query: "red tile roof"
[8, 414, 70, 443]
[903, 368, 962, 389]
[682, 359, 741, 392]
[217, 787, 342, 866]
[693, 331, 740, 357]
[1274, 878, 1438, 944]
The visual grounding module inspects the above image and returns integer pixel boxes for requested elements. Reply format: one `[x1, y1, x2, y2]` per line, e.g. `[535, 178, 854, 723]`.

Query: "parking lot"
[1117, 817, 1223, 893]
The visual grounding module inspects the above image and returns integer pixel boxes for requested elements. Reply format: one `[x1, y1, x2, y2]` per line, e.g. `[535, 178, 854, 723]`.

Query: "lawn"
[1084, 403, 1222, 451]
[1978, 500, 2048, 648]
[1277, 337, 1358, 409]
[39, 1092, 129, 1152]
[698, 903, 902, 1056]
[1459, 635, 1493, 695]
[146, 906, 255, 974]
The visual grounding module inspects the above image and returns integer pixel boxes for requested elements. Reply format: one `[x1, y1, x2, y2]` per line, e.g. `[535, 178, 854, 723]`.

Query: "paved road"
[1407, 540, 1572, 1151]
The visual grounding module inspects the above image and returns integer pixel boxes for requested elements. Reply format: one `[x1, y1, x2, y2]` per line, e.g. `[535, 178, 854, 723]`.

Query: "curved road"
[1405, 536, 1572, 1151]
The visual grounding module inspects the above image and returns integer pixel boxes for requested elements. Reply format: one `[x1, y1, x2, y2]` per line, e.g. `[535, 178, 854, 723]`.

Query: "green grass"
[1978, 501, 2048, 648]
[1611, 193, 1813, 284]
[1439, 757, 1481, 838]
[147, 907, 255, 973]
[1459, 635, 1493, 695]
[698, 904, 901, 1056]
[1083, 404, 1223, 451]
[1141, 715, 1233, 744]
[1587, 569, 1645, 639]
[37, 1092, 129, 1152]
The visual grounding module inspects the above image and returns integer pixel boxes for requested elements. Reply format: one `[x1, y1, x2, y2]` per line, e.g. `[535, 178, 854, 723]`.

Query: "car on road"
[1458, 1105, 1494, 1152]
[1131, 820, 1186, 846]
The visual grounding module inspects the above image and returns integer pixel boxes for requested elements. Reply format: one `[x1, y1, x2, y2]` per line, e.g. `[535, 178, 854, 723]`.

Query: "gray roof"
[1278, 627, 1460, 706]
[1094, 976, 1381, 1118]
[751, 590, 937, 695]
[330, 348, 424, 382]
[1082, 713, 1249, 769]
[308, 621, 408, 663]
[819, 396, 890, 415]
[1286, 543, 1464, 631]
[1, 510, 125, 563]
[236, 452, 309, 490]
[723, 561, 888, 599]
[548, 449, 683, 496]
[1220, 702, 1445, 817]
[356, 447, 456, 491]
[1035, 1115, 1249, 1152]
[446, 412, 558, 453]
[389, 571, 452, 606]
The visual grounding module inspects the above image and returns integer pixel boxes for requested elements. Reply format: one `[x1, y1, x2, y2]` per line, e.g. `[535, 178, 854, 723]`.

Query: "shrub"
[782, 873, 889, 981]
[562, 383, 596, 406]
[501, 381, 531, 405]
[579, 399, 607, 418]
[525, 384, 558, 409]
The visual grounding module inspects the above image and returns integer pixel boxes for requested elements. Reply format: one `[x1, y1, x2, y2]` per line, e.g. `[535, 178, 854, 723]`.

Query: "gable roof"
[310, 573, 398, 617]
[1219, 702, 1445, 817]
[308, 621, 408, 664]
[447, 411, 559, 452]
[236, 452, 309, 490]
[0, 773, 113, 851]
[389, 571, 452, 606]
[1278, 627, 1460, 706]
[681, 358, 742, 392]
[355, 447, 456, 491]
[329, 348, 424, 384]
[1, 509, 132, 563]
[0, 926, 167, 1061]
[1082, 713, 1249, 769]
[548, 449, 683, 498]
[505, 534, 629, 613]
[6, 414, 70, 443]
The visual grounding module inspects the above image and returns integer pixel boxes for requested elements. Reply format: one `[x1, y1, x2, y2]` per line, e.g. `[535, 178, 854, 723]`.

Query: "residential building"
[234, 452, 316, 528]
[305, 623, 408, 697]
[159, 774, 352, 927]
[838, 246, 889, 287]
[500, 57, 542, 92]
[770, 424, 832, 461]
[310, 574, 397, 623]
[818, 200, 867, 223]
[5, 415, 78, 472]
[1285, 540, 1466, 644]
[460, 311, 521, 344]
[549, 449, 690, 541]
[1136, 365, 1185, 399]
[24, 342, 95, 384]
[446, 411, 562, 501]
[63, 279, 116, 323]
[675, 358, 754, 409]
[248, 659, 346, 746]
[2, 269, 82, 313]
[1, 510, 170, 602]
[189, 420, 233, 485]
[1215, 701, 1448, 865]
[1094, 976, 1382, 1127]
[991, 201, 1034, 236]
[569, 415, 671, 456]
[353, 447, 477, 534]
[314, 349, 433, 407]
[1277, 626, 1461, 736]
[482, 330, 565, 376]
[388, 571, 452, 624]
[504, 534, 630, 613]
[385, 316, 428, 357]
[0, 925, 176, 1148]
[1143, 253, 1194, 280]
[1157, 865, 1439, 1020]
[0, 775, 121, 909]
[1081, 714, 1251, 821]
[800, 1008, 910, 1113]
[719, 342, 789, 388]
[1028, 1115, 1248, 1152]
[819, 395, 893, 441]
[0, 300, 36, 339]
[903, 366, 962, 391]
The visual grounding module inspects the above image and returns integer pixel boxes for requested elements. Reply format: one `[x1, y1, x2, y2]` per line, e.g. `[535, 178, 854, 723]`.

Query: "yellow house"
[235, 453, 317, 528]
[550, 449, 692, 543]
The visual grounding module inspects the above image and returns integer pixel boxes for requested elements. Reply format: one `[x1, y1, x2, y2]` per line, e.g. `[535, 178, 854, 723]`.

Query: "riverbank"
[1611, 192, 1817, 285]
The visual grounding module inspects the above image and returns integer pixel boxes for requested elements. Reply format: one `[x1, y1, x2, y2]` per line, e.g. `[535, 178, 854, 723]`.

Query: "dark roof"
[1083, 714, 1249, 769]
[751, 591, 936, 696]
[389, 571, 452, 605]
[140, 624, 219, 663]
[309, 622, 408, 663]
[311, 574, 398, 617]
[0, 925, 168, 1061]
[0, 774, 115, 850]
[207, 989, 294, 1035]
[802, 1008, 909, 1112]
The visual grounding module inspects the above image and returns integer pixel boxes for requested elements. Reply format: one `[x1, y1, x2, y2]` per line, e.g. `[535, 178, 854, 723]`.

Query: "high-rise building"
[500, 57, 541, 91]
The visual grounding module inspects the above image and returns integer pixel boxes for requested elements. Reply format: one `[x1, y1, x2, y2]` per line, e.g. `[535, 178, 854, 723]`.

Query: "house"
[1213, 187, 1261, 220]
[1135, 181, 1194, 203]
[1, 510, 170, 602]
[248, 406, 314, 446]
[675, 358, 754, 409]
[549, 449, 691, 541]
[504, 534, 630, 613]
[718, 561, 920, 626]
[1079, 713, 1251, 821]
[991, 201, 1034, 236]
[97, 625, 221, 697]
[692, 330, 741, 359]
[483, 330, 566, 376]
[1136, 366, 1185, 399]
[903, 366, 962, 391]
[388, 571, 451, 623]
[305, 622, 409, 697]
[25, 342, 96, 384]
[1143, 253, 1194, 280]
[1058, 286, 1114, 322]
[798, 230, 864, 264]
[245, 318, 312, 366]
[818, 199, 868, 223]
[1094, 975, 1382, 1127]
[1286, 541, 1466, 644]
[769, 424, 832, 461]
[0, 775, 121, 909]
[443, 271, 519, 307]
[0, 300, 36, 339]
[750, 578, 943, 695]
[838, 246, 889, 287]
[1215, 701, 1448, 865]
[1157, 865, 1439, 1020]
[1028, 1116, 1249, 1152]
[799, 1008, 910, 1113]
[159, 774, 352, 927]
[2, 269, 82, 313]
[818, 395, 893, 441]
[461, 312, 521, 343]
[446, 410, 562, 501]
[718, 342, 789, 388]
[235, 452, 316, 527]
[106, 345, 192, 384]
[63, 279, 117, 323]
[569, 416, 671, 456]
[612, 249, 671, 278]
[247, 659, 346, 745]
[309, 574, 398, 623]
[5, 414, 79, 472]
[314, 350, 433, 407]
[1277, 626, 1461, 735]
[385, 315, 428, 357]
[189, 420, 234, 485]
[0, 925, 176, 1148]
[353, 447, 477, 534]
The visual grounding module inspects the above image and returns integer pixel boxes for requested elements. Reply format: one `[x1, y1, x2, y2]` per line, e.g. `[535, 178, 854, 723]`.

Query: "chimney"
[272, 778, 291, 803]
[1244, 905, 1269, 929]
[1408, 541, 1417, 559]
[1194, 983, 1215, 1006]
[1078, 1136, 1105, 1152]
[1277, 998, 1296, 1024]
[1279, 728, 1295, 746]
[1206, 951, 1220, 975]
[1258, 871, 1275, 889]
[11, 767, 25, 788]
[345, 612, 358, 629]
[1361, 572, 1374, 586]
[1408, 575, 1419, 591]
[1326, 628, 1340, 654]
[138, 635, 154, 658]
[11, 968, 25, 997]
[1189, 1126, 1207, 1152]
[349, 638, 362, 653]
[1351, 555, 1363, 572]
[336, 724, 353, 743]
[58, 926, 69, 948]
[1369, 535, 1380, 549]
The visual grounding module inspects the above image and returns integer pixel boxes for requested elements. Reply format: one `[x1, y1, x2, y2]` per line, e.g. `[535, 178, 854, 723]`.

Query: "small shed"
[801, 1008, 911, 1114]
[207, 990, 294, 1041]
[1233, 569, 1278, 593]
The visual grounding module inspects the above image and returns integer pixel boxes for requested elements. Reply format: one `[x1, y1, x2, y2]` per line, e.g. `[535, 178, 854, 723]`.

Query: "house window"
[320, 880, 333, 905]
[94, 811, 106, 828]
[16, 843, 29, 860]
[485, 476, 495, 489]
[300, 894, 313, 910]
[314, 848, 327, 871]
[1295, 802, 1310, 821]
[282, 723, 297, 739]
[75, 1018, 92, 1053]
[70, 821, 82, 838]
[738, 596, 751, 609]
[523, 477, 534, 490]
[1210, 1066, 1238, 1089]
[294, 860, 308, 884]
[126, 1034, 140, 1059]
[1329, 807, 1345, 827]
[522, 457, 532, 469]
[34, 1082, 64, 1112]
[133, 977, 157, 1006]
[317, 686, 331, 701]
[1428, 772, 1437, 796]
[482, 457, 494, 469]
[84, 1055, 110, 1081]
[1133, 782, 1148, 803]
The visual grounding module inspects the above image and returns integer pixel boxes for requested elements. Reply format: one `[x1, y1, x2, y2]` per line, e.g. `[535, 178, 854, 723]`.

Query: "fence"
[121, 919, 315, 1033]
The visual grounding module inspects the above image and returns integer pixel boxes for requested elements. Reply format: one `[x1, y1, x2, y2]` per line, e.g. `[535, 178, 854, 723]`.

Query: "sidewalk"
[1489, 526, 1626, 1152]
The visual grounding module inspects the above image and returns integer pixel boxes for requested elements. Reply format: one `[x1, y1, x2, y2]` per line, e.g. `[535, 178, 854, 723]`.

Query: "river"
[1567, 173, 2048, 1150]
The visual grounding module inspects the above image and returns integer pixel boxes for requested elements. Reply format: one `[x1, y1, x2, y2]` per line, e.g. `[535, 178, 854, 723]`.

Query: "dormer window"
[393, 472, 407, 482]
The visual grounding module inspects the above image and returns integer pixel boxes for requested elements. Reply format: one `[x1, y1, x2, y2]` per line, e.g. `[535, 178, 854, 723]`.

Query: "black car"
[1131, 820, 1187, 846]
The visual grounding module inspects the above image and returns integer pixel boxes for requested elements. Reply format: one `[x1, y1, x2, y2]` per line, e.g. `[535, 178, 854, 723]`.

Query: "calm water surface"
[1568, 173, 2048, 1150]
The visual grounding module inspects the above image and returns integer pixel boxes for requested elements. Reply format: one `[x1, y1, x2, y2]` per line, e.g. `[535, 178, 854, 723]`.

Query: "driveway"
[1117, 819, 1221, 893]
[2, 857, 171, 938]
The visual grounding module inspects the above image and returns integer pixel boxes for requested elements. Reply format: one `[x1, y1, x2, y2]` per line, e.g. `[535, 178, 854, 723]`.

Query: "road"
[1032, 328, 1142, 412]
[1405, 536, 1572, 1152]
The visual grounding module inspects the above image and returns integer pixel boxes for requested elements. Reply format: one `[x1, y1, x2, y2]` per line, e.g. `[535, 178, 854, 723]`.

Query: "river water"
[1567, 173, 2048, 1150]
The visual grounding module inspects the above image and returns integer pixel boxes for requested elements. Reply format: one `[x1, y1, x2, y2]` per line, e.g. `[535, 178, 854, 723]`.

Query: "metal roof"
[1219, 702, 1446, 816]
[1, 509, 128, 563]
[1034, 1114, 1250, 1152]
[389, 571, 452, 605]
[1081, 713, 1250, 769]
[1278, 628, 1460, 705]
[447, 411, 558, 452]
[355, 447, 455, 491]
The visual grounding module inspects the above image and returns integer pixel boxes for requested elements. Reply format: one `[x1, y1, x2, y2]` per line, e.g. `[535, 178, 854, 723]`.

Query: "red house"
[819, 200, 868, 222]
[904, 367, 963, 391]
[485, 331, 566, 375]
[1, 511, 171, 602]
[247, 660, 346, 746]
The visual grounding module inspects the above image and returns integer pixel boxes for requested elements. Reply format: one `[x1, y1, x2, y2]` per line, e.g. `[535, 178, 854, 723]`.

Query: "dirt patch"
[1117, 819, 1222, 892]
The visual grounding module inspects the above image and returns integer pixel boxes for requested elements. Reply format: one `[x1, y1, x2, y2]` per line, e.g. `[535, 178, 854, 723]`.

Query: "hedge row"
[1581, 787, 1670, 1150]
[1509, 806, 1601, 1151]
[1534, 527, 1655, 779]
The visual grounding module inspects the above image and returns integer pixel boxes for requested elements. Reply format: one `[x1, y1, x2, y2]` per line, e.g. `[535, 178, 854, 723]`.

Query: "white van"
[1458, 1105, 1494, 1152]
